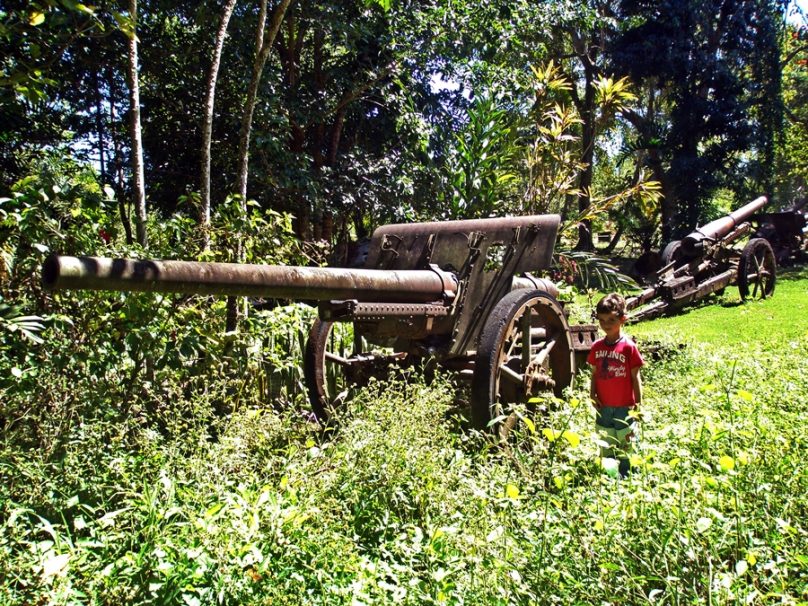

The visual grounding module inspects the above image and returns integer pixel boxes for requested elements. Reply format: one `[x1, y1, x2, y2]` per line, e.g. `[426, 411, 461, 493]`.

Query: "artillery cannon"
[626, 196, 776, 321]
[43, 214, 598, 432]
[751, 198, 808, 266]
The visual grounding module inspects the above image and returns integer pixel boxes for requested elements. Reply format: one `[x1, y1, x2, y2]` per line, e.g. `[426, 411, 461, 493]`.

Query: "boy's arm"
[590, 372, 601, 408]
[631, 366, 643, 408]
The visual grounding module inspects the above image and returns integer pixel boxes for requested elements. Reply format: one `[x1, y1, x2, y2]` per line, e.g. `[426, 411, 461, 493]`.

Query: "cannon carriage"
[750, 198, 808, 266]
[43, 214, 598, 433]
[626, 196, 776, 322]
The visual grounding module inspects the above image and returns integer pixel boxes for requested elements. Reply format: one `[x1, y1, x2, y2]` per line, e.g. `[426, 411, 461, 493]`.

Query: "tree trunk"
[200, 0, 238, 251]
[235, 0, 294, 200]
[572, 31, 596, 252]
[94, 71, 106, 185]
[227, 0, 295, 332]
[126, 0, 147, 248]
[575, 112, 596, 251]
[107, 66, 133, 245]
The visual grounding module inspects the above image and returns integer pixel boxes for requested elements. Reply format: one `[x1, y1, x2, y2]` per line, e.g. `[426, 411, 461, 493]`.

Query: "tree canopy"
[0, 0, 799, 248]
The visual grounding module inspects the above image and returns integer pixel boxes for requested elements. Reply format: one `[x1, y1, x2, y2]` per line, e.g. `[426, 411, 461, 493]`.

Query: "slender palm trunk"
[226, 0, 294, 331]
[200, 0, 239, 251]
[126, 0, 147, 247]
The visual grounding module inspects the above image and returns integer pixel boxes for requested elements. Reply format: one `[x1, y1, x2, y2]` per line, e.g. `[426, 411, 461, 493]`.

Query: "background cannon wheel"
[661, 240, 684, 267]
[304, 318, 354, 421]
[737, 238, 776, 300]
[470, 289, 574, 436]
[304, 319, 408, 421]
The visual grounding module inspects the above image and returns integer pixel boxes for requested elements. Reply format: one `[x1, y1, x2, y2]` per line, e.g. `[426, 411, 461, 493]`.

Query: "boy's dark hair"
[596, 292, 627, 317]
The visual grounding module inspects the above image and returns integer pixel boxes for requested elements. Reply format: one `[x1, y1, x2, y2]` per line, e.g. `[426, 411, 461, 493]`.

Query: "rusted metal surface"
[751, 199, 808, 265]
[470, 290, 574, 433]
[318, 300, 451, 321]
[43, 255, 457, 303]
[627, 196, 775, 321]
[43, 213, 602, 429]
[568, 323, 599, 353]
[365, 214, 560, 274]
[681, 196, 767, 256]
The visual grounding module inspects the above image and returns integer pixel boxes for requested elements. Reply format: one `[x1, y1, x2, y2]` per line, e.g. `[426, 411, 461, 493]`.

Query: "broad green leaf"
[736, 389, 754, 402]
[696, 517, 712, 533]
[522, 416, 536, 434]
[432, 568, 449, 582]
[486, 526, 504, 542]
[41, 553, 70, 578]
[562, 431, 581, 448]
[718, 455, 735, 472]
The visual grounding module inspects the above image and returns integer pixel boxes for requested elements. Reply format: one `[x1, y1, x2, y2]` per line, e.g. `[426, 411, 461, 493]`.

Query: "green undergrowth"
[2, 273, 807, 604]
[4, 155, 806, 605]
[2, 173, 807, 606]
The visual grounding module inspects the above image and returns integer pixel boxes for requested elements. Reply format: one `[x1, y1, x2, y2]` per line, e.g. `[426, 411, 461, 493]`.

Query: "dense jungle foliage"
[2, 0, 806, 246]
[1, 0, 807, 604]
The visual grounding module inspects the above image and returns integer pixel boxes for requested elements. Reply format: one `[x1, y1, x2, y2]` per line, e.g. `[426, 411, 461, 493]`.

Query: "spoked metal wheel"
[737, 238, 776, 300]
[470, 290, 574, 437]
[303, 319, 406, 422]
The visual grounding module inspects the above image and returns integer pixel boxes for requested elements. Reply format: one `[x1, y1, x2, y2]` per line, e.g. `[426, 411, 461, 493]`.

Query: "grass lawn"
[628, 266, 808, 347]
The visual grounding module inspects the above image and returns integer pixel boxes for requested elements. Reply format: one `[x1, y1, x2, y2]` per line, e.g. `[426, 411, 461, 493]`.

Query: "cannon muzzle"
[42, 255, 458, 303]
[681, 196, 768, 256]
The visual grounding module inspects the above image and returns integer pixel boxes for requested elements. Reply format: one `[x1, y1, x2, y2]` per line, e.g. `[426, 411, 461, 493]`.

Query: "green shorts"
[595, 406, 638, 460]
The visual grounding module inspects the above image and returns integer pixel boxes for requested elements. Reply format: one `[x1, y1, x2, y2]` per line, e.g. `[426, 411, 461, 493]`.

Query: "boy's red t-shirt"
[586, 336, 644, 407]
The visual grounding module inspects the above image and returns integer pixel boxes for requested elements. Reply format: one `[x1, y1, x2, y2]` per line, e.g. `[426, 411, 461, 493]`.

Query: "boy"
[587, 293, 644, 478]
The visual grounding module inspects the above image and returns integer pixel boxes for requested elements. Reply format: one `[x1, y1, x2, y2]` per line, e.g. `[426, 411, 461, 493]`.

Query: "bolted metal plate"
[365, 215, 560, 273]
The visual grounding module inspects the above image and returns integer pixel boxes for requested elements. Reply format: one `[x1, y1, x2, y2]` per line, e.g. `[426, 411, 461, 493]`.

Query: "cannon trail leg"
[471, 290, 574, 436]
[738, 238, 776, 300]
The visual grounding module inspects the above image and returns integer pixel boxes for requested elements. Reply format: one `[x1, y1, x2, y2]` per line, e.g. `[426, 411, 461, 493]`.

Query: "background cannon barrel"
[42, 255, 458, 303]
[681, 196, 768, 256]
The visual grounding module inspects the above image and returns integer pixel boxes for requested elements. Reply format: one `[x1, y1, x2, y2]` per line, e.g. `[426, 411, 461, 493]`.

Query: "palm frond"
[559, 250, 639, 292]
[0, 301, 46, 344]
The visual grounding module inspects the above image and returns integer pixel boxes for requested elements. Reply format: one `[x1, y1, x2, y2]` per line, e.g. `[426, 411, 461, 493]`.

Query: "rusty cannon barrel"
[680, 195, 768, 256]
[42, 255, 458, 303]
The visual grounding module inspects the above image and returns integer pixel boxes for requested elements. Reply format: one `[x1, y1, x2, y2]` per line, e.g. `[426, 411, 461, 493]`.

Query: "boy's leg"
[613, 408, 638, 476]
[595, 408, 619, 459]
